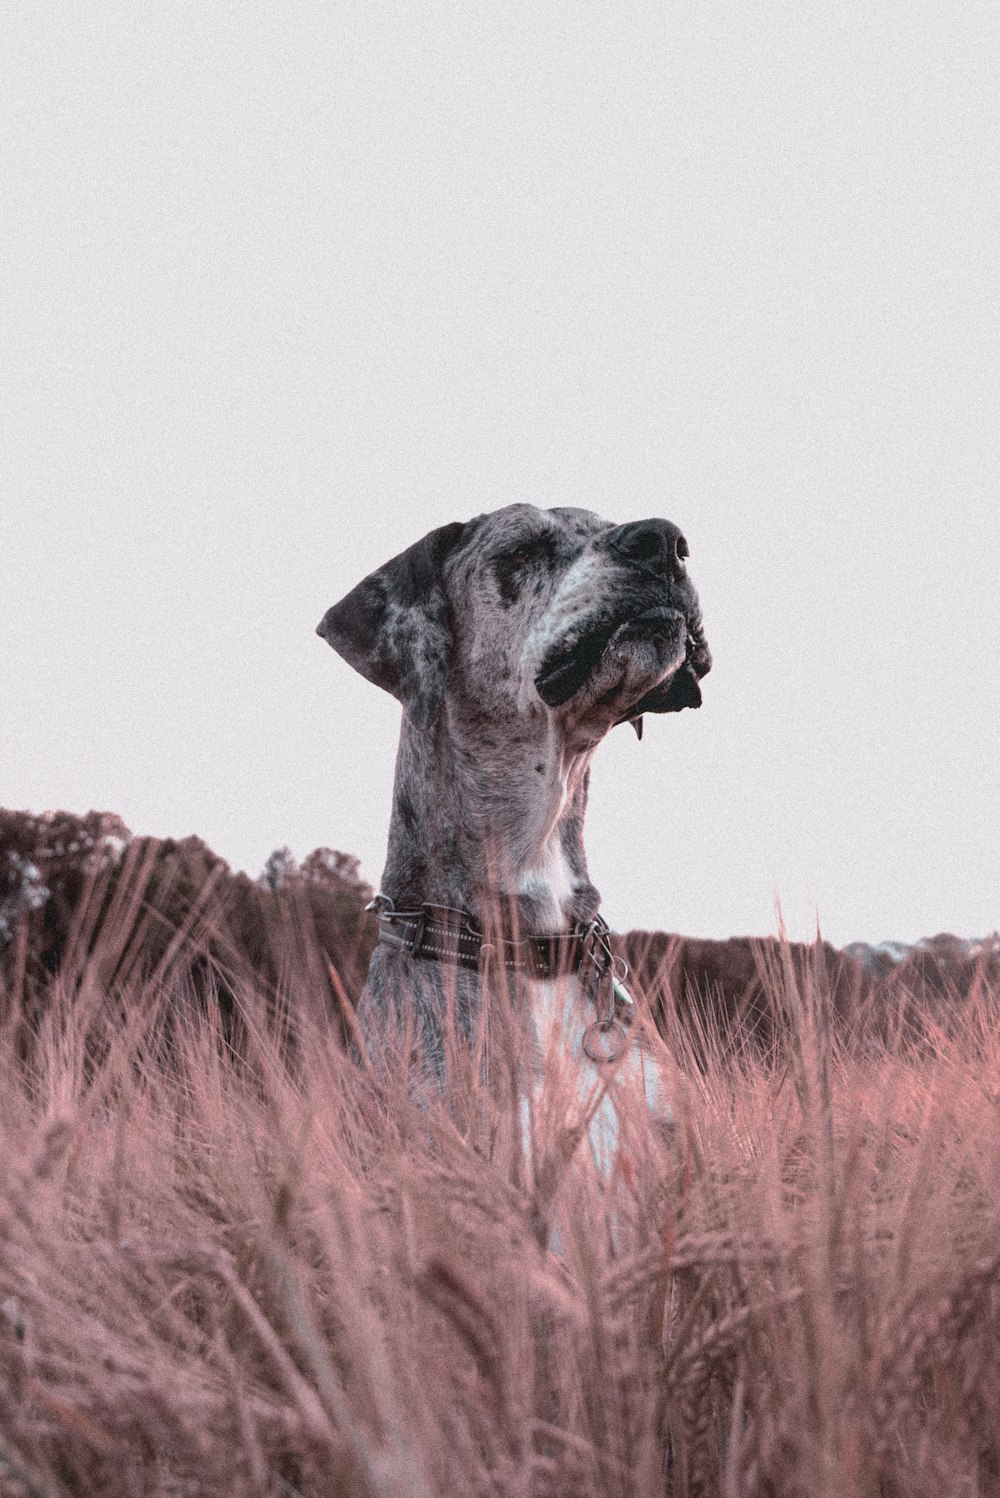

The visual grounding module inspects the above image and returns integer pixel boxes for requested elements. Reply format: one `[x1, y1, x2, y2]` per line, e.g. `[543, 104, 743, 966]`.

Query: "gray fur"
[317, 503, 711, 1090]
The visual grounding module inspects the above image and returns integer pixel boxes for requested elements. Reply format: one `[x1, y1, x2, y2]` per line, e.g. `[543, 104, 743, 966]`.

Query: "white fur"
[518, 551, 611, 686]
[523, 973, 672, 1180]
[517, 837, 575, 932]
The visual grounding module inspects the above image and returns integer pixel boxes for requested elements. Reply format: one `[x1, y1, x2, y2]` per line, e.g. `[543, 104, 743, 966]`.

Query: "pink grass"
[1, 876, 1000, 1496]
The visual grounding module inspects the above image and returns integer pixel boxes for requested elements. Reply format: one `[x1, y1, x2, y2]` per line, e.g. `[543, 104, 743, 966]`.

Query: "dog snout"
[605, 518, 688, 570]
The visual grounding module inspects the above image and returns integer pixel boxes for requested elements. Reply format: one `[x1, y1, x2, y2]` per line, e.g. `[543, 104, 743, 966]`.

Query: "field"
[1, 883, 999, 1497]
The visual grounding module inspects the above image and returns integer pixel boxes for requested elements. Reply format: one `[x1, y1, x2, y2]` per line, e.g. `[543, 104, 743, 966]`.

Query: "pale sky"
[3, 3, 998, 946]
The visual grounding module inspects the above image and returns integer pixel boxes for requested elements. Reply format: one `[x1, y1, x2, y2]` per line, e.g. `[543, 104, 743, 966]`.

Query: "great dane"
[317, 504, 710, 1174]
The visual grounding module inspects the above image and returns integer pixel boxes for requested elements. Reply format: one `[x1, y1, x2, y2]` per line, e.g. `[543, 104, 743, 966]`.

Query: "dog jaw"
[532, 605, 693, 740]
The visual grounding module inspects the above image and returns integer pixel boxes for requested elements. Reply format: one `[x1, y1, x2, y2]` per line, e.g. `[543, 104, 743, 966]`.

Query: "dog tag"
[582, 1018, 628, 1063]
[612, 976, 633, 1008]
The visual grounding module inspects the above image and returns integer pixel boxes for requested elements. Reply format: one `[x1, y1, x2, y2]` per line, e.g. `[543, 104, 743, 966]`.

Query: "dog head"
[317, 503, 710, 742]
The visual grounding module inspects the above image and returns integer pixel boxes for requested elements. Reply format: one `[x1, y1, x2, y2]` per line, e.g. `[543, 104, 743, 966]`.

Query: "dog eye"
[492, 537, 553, 604]
[499, 538, 550, 569]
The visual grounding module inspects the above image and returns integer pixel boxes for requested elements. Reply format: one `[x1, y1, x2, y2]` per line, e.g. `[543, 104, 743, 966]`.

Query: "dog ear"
[317, 521, 465, 729]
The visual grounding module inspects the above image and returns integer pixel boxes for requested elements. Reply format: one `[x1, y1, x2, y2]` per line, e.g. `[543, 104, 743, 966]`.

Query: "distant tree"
[258, 846, 298, 893]
[289, 846, 375, 996]
[0, 809, 377, 1020]
[0, 808, 131, 961]
[299, 847, 364, 891]
[0, 846, 49, 942]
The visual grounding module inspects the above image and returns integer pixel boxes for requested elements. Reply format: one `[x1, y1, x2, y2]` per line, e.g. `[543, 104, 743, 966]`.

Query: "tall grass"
[1, 883, 999, 1496]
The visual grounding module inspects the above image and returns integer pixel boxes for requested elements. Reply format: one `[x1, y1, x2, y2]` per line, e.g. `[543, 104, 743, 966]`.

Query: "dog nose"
[605, 519, 688, 569]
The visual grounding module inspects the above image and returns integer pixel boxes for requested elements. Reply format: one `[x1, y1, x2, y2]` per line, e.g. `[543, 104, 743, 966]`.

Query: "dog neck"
[379, 709, 601, 935]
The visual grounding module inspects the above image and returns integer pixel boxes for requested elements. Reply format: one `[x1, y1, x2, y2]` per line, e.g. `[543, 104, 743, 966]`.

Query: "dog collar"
[365, 896, 636, 1063]
[365, 895, 631, 991]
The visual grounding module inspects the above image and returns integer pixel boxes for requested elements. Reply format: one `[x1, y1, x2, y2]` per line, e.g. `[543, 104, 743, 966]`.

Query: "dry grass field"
[1, 882, 999, 1497]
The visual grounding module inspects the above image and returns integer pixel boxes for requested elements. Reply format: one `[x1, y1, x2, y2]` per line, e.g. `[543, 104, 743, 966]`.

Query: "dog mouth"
[534, 605, 710, 715]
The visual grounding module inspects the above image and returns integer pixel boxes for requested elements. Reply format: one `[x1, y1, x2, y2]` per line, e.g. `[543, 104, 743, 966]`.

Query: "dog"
[317, 504, 710, 1176]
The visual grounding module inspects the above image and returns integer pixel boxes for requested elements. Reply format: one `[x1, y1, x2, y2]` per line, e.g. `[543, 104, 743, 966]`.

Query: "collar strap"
[365, 895, 618, 984]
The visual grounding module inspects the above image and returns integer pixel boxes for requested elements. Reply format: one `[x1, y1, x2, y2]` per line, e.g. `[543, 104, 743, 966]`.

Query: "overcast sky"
[3, 3, 998, 946]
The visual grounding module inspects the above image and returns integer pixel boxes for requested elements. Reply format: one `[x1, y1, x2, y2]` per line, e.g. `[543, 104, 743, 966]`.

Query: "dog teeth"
[630, 716, 644, 740]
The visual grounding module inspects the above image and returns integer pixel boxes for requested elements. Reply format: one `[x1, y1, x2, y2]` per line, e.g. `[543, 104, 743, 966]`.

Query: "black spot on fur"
[396, 790, 418, 837]
[491, 534, 556, 608]
[493, 558, 524, 608]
